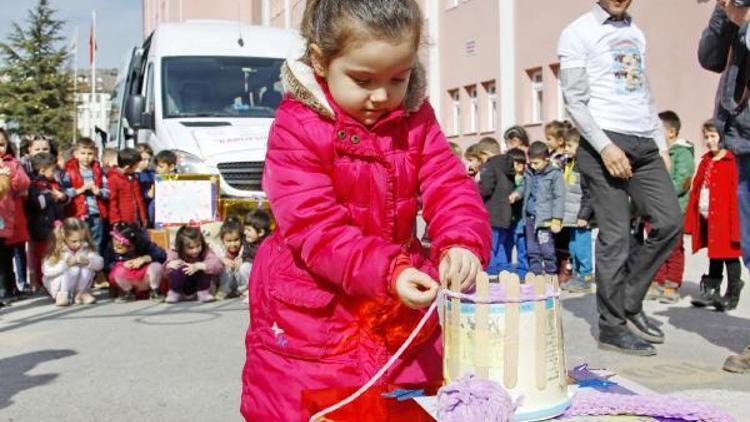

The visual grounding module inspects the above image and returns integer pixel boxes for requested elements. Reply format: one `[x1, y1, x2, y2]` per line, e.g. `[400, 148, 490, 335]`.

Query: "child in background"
[19, 134, 58, 174]
[464, 143, 481, 178]
[42, 218, 103, 306]
[558, 128, 595, 292]
[26, 152, 68, 292]
[217, 217, 252, 300]
[108, 148, 148, 227]
[243, 208, 272, 269]
[164, 225, 223, 304]
[686, 121, 743, 312]
[510, 141, 565, 276]
[136, 143, 155, 228]
[242, 0, 490, 419]
[646, 111, 695, 303]
[503, 125, 531, 152]
[544, 120, 571, 166]
[148, 150, 179, 223]
[477, 137, 518, 275]
[0, 130, 30, 305]
[62, 138, 109, 255]
[101, 148, 119, 172]
[108, 222, 166, 303]
[507, 147, 528, 278]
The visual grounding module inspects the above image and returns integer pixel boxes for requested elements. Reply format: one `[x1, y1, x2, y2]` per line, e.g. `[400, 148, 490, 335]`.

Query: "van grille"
[217, 161, 264, 192]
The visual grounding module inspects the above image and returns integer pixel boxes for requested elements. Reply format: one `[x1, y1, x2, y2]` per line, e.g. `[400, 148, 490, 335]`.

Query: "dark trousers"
[577, 131, 682, 334]
[709, 258, 741, 281]
[13, 244, 27, 286]
[736, 154, 750, 268]
[169, 269, 212, 295]
[525, 217, 557, 275]
[0, 240, 17, 297]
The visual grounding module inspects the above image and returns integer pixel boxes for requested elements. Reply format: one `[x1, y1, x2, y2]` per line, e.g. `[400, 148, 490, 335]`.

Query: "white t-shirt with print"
[558, 5, 660, 137]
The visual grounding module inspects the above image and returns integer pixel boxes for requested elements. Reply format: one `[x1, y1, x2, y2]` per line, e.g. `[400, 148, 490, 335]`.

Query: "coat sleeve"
[10, 161, 30, 194]
[108, 176, 122, 223]
[263, 109, 403, 300]
[729, 158, 741, 244]
[698, 7, 738, 73]
[201, 249, 225, 275]
[26, 185, 48, 213]
[418, 104, 491, 265]
[672, 148, 695, 197]
[477, 162, 497, 200]
[684, 158, 707, 235]
[551, 171, 566, 221]
[42, 256, 68, 279]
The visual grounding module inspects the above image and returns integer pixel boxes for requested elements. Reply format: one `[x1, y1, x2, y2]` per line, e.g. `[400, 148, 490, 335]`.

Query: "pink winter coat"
[241, 59, 491, 421]
[0, 154, 30, 242]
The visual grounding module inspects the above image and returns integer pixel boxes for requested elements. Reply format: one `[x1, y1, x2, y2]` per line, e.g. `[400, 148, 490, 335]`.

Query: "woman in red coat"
[685, 121, 743, 311]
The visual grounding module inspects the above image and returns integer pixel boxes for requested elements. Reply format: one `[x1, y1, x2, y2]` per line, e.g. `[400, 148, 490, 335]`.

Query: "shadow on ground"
[0, 349, 76, 410]
[655, 306, 750, 353]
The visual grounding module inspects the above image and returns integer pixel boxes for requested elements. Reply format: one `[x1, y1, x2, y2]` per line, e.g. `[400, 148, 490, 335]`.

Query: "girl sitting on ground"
[164, 225, 224, 304]
[42, 218, 103, 306]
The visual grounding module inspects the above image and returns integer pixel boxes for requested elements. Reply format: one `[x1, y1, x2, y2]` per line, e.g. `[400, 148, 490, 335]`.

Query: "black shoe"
[691, 275, 722, 308]
[598, 330, 657, 356]
[626, 312, 664, 344]
[149, 289, 164, 303]
[115, 290, 136, 303]
[715, 279, 744, 312]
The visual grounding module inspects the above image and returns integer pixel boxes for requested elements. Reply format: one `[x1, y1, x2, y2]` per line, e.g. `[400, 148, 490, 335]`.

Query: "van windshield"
[162, 56, 284, 118]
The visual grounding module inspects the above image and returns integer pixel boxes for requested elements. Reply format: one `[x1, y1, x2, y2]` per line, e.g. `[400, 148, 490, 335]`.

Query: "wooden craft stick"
[503, 272, 520, 389]
[449, 273, 461, 381]
[534, 275, 547, 390]
[549, 274, 568, 389]
[475, 272, 490, 379]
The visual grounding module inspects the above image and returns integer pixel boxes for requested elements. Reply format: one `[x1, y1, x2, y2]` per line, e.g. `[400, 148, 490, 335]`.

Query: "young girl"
[0, 130, 30, 306]
[241, 1, 490, 419]
[216, 218, 252, 300]
[544, 120, 571, 167]
[108, 222, 167, 303]
[164, 225, 223, 303]
[686, 121, 743, 312]
[41, 218, 103, 306]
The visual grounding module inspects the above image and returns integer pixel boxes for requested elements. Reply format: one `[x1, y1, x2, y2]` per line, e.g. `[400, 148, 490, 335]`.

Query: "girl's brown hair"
[300, 0, 423, 65]
[544, 120, 573, 140]
[46, 218, 96, 264]
[175, 225, 207, 261]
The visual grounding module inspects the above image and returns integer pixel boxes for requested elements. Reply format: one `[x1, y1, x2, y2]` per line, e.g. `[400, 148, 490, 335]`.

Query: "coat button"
[337, 130, 346, 139]
[351, 135, 360, 144]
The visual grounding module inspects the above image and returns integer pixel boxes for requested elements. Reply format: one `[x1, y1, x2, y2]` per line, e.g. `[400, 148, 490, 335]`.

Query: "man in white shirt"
[558, 0, 682, 356]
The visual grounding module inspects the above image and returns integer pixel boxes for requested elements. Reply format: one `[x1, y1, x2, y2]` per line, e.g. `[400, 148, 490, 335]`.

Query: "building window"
[449, 89, 461, 136]
[466, 85, 478, 134]
[530, 70, 543, 124]
[483, 81, 497, 132]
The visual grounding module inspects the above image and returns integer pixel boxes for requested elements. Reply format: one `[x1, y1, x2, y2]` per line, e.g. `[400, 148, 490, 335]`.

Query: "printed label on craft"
[545, 310, 560, 382]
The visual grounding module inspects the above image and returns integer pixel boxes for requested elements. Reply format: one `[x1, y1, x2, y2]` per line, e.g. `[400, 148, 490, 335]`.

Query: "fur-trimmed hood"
[280, 46, 427, 121]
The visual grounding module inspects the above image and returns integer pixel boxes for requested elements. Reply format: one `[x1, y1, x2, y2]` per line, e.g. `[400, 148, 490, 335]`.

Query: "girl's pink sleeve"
[201, 249, 225, 275]
[416, 103, 491, 266]
[262, 107, 402, 301]
[10, 161, 30, 193]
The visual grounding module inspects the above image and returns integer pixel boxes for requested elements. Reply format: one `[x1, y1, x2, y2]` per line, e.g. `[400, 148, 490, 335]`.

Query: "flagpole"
[73, 26, 78, 143]
[90, 10, 96, 138]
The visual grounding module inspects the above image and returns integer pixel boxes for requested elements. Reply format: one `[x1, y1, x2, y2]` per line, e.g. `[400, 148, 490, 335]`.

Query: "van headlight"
[174, 150, 216, 175]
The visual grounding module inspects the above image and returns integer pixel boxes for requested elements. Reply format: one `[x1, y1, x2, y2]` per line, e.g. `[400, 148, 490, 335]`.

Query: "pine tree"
[0, 0, 73, 147]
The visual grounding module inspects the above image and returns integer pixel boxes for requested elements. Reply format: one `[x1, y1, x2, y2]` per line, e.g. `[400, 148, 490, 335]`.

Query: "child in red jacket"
[686, 121, 743, 312]
[62, 137, 109, 254]
[107, 148, 147, 227]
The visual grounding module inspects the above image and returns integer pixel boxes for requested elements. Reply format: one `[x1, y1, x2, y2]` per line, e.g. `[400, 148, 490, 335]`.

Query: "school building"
[143, 0, 721, 151]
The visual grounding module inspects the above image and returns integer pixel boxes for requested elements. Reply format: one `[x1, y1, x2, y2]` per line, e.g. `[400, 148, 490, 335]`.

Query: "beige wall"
[143, 0, 723, 155]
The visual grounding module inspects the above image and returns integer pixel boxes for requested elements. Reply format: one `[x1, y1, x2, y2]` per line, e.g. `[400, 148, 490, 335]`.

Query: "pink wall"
[143, 0, 262, 36]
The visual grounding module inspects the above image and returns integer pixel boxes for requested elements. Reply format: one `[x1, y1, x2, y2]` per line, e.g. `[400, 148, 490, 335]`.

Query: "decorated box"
[218, 197, 271, 220]
[154, 173, 219, 228]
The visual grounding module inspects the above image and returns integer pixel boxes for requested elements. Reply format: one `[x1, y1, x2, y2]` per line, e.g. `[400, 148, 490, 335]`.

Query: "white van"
[112, 21, 298, 197]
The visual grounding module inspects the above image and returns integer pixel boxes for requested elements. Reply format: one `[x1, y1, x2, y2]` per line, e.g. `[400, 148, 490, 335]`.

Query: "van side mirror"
[125, 95, 153, 130]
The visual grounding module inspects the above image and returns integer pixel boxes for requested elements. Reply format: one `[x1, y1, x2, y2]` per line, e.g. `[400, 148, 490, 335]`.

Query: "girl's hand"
[576, 219, 589, 228]
[77, 255, 89, 266]
[550, 221, 562, 234]
[221, 258, 235, 270]
[439, 247, 481, 292]
[51, 189, 66, 201]
[167, 260, 184, 270]
[0, 166, 11, 176]
[395, 268, 439, 309]
[66, 255, 77, 267]
[183, 262, 206, 276]
[508, 192, 521, 204]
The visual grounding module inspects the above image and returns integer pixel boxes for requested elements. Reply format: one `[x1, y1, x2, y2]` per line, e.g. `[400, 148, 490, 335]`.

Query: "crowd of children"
[0, 132, 272, 308]
[463, 111, 743, 311]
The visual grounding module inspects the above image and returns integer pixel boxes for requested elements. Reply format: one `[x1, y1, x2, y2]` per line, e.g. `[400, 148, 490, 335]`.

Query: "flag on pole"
[88, 12, 96, 65]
